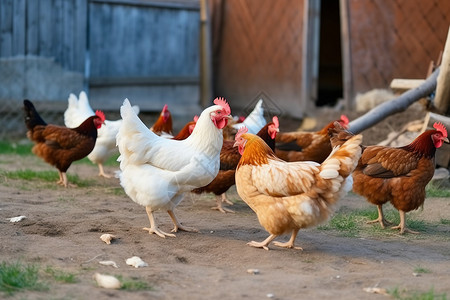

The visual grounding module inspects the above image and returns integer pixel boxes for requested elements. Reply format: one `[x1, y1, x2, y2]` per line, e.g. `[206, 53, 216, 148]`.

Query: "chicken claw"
[246, 234, 277, 251]
[367, 205, 392, 228]
[98, 164, 112, 178]
[211, 194, 235, 213]
[143, 227, 176, 238]
[273, 241, 303, 250]
[390, 210, 419, 234]
[247, 241, 270, 251]
[272, 229, 303, 250]
[168, 210, 198, 233]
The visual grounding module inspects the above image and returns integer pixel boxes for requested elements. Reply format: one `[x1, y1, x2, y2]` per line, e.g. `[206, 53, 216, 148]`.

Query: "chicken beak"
[444, 137, 449, 143]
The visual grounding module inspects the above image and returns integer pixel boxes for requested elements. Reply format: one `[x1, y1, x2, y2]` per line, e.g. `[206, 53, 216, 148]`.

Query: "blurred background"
[0, 0, 449, 139]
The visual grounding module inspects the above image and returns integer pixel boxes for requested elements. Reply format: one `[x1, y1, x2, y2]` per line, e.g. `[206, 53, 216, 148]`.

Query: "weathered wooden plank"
[90, 0, 200, 10]
[26, 0, 39, 54]
[339, 0, 354, 108]
[12, 0, 26, 55]
[52, 0, 63, 65]
[390, 79, 426, 93]
[62, 0, 74, 70]
[38, 0, 53, 56]
[0, 0, 13, 57]
[73, 0, 87, 73]
[89, 76, 199, 86]
[434, 26, 450, 115]
[89, 3, 200, 78]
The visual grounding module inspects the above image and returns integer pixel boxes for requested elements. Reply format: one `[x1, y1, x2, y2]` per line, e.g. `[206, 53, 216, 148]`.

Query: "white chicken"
[64, 91, 139, 178]
[116, 97, 231, 238]
[232, 99, 266, 134]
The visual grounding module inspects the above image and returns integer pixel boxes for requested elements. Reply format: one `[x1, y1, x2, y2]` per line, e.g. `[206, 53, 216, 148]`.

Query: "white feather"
[232, 99, 266, 134]
[64, 92, 139, 167]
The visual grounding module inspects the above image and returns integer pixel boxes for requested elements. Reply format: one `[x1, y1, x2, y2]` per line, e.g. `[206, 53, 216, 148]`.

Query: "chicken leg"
[247, 234, 277, 251]
[97, 163, 112, 178]
[391, 210, 419, 234]
[56, 171, 69, 188]
[167, 210, 198, 233]
[143, 206, 176, 238]
[273, 229, 303, 250]
[211, 194, 235, 213]
[367, 205, 392, 228]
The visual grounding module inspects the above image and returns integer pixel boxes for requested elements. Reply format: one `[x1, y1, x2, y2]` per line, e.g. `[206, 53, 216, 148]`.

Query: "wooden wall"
[0, 0, 87, 71]
[342, 0, 450, 103]
[209, 0, 306, 118]
[0, 0, 201, 116]
[88, 0, 201, 114]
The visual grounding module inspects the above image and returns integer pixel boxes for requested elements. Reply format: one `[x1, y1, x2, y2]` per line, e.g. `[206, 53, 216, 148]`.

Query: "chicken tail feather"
[23, 99, 47, 130]
[320, 133, 362, 180]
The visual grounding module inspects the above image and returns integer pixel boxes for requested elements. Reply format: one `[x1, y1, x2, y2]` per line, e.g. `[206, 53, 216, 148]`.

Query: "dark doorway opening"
[316, 1, 343, 107]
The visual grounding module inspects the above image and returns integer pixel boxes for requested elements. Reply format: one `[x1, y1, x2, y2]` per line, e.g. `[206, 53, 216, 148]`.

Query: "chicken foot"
[247, 234, 277, 251]
[56, 171, 71, 188]
[391, 210, 419, 234]
[97, 163, 112, 178]
[367, 205, 392, 228]
[273, 229, 303, 250]
[168, 210, 198, 233]
[143, 206, 176, 238]
[211, 194, 235, 213]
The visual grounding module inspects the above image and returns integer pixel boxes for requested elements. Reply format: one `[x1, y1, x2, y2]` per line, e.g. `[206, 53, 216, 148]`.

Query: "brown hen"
[353, 122, 448, 234]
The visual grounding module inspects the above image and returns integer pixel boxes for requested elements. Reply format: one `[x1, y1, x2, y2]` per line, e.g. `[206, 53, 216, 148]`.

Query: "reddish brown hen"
[275, 115, 349, 162]
[353, 122, 448, 234]
[192, 116, 280, 213]
[172, 116, 198, 140]
[23, 99, 104, 187]
[150, 104, 173, 136]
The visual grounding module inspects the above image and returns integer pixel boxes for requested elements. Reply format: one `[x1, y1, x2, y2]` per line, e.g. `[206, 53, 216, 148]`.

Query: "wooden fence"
[0, 0, 201, 138]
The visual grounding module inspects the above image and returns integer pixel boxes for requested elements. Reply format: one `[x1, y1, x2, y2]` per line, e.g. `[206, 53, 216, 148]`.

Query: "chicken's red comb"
[340, 114, 349, 124]
[193, 115, 199, 123]
[162, 104, 168, 113]
[433, 122, 448, 137]
[272, 116, 279, 128]
[235, 126, 248, 141]
[95, 110, 105, 122]
[213, 97, 231, 115]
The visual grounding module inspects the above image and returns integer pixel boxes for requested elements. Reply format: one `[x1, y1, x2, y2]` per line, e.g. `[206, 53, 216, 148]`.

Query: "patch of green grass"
[318, 207, 430, 237]
[1, 169, 93, 187]
[44, 266, 78, 283]
[426, 185, 450, 198]
[440, 219, 450, 225]
[413, 266, 431, 274]
[318, 212, 359, 237]
[74, 153, 120, 167]
[109, 187, 126, 196]
[0, 141, 33, 155]
[117, 275, 153, 291]
[389, 287, 447, 300]
[0, 261, 48, 295]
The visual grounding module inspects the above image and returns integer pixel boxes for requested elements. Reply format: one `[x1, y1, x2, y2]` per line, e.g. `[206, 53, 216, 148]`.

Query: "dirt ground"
[1, 150, 450, 300]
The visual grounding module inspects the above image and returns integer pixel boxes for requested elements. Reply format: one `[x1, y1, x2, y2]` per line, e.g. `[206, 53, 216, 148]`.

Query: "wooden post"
[339, 0, 354, 109]
[199, 0, 213, 108]
[434, 26, 450, 115]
